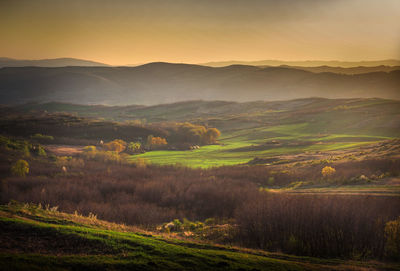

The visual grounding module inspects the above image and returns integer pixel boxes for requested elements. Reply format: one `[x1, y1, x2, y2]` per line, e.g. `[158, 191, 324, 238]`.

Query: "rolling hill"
[0, 63, 399, 105]
[6, 98, 400, 167]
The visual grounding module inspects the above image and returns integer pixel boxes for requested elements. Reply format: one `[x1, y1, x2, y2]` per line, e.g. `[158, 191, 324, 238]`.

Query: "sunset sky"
[1, 0, 399, 65]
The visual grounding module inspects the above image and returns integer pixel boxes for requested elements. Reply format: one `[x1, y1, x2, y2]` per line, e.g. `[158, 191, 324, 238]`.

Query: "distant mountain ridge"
[0, 63, 399, 105]
[201, 59, 400, 68]
[0, 57, 109, 67]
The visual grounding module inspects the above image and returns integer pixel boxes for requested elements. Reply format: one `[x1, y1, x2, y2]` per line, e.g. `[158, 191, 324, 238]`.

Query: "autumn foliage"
[146, 135, 167, 149]
[103, 139, 127, 153]
[321, 166, 336, 178]
[167, 123, 220, 145]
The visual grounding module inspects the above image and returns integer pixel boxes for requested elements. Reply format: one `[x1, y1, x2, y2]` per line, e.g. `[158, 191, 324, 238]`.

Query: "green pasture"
[133, 122, 390, 168]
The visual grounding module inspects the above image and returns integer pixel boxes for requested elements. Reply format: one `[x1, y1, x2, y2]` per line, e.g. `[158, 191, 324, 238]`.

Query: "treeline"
[0, 112, 166, 144]
[0, 113, 221, 147]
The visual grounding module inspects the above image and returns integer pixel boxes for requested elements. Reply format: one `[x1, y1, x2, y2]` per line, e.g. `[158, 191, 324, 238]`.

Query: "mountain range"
[0, 62, 399, 105]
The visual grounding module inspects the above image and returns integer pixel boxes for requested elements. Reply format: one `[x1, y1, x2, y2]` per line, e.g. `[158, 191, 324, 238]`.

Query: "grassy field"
[1, 202, 398, 271]
[134, 123, 389, 167]
[131, 99, 399, 167]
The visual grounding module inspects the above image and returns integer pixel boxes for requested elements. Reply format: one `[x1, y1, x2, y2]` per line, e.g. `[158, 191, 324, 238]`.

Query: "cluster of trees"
[146, 135, 168, 150]
[100, 137, 168, 153]
[103, 139, 127, 153]
[167, 123, 220, 145]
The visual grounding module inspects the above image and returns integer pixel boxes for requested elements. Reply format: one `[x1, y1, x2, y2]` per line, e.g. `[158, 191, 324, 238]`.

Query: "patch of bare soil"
[45, 145, 84, 156]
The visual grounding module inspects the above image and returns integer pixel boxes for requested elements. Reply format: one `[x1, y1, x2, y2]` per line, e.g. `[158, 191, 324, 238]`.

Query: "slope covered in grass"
[1, 202, 398, 271]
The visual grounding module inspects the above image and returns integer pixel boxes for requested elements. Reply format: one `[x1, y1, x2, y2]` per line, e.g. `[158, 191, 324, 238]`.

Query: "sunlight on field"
[133, 123, 390, 167]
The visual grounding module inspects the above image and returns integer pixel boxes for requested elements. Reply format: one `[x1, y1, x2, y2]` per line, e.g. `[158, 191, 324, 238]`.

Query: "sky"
[0, 0, 399, 65]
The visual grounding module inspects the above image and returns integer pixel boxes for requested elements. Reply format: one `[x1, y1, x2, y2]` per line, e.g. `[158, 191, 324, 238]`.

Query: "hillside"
[0, 63, 399, 105]
[0, 57, 109, 68]
[6, 98, 400, 167]
[1, 202, 398, 271]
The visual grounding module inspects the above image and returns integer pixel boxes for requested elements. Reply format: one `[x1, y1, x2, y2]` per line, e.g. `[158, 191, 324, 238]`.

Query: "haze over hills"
[273, 65, 400, 75]
[0, 57, 109, 68]
[0, 63, 399, 105]
[201, 59, 400, 68]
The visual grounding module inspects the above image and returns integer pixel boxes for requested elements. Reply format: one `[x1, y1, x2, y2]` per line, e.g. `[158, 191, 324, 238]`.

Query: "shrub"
[11, 160, 29, 177]
[31, 145, 46, 157]
[56, 156, 85, 169]
[321, 166, 336, 178]
[83, 146, 96, 152]
[173, 219, 183, 231]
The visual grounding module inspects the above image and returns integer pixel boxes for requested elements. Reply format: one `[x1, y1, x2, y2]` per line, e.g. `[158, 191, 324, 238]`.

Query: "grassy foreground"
[1, 202, 399, 271]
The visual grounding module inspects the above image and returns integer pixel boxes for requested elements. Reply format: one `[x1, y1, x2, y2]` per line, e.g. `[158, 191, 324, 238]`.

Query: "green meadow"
[134, 122, 389, 167]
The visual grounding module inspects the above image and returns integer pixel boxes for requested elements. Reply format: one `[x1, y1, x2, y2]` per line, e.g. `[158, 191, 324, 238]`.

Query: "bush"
[83, 146, 96, 152]
[321, 166, 336, 179]
[31, 145, 46, 157]
[11, 160, 29, 177]
[173, 219, 183, 231]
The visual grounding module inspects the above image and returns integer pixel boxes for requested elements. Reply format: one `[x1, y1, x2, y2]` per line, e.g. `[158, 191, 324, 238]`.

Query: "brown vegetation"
[1, 153, 399, 259]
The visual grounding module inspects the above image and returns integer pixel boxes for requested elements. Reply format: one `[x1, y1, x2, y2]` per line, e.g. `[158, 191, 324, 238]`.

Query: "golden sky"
[1, 0, 399, 65]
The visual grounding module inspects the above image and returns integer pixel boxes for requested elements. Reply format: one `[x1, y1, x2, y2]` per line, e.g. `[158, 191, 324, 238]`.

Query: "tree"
[146, 135, 154, 147]
[321, 166, 336, 178]
[11, 159, 29, 177]
[205, 128, 221, 144]
[103, 139, 127, 153]
[147, 135, 167, 149]
[127, 142, 142, 153]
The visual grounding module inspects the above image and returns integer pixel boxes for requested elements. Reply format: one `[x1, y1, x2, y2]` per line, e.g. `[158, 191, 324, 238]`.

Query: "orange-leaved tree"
[103, 139, 127, 153]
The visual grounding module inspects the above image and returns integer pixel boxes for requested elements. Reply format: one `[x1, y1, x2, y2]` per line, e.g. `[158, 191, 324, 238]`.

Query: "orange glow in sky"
[1, 0, 399, 65]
